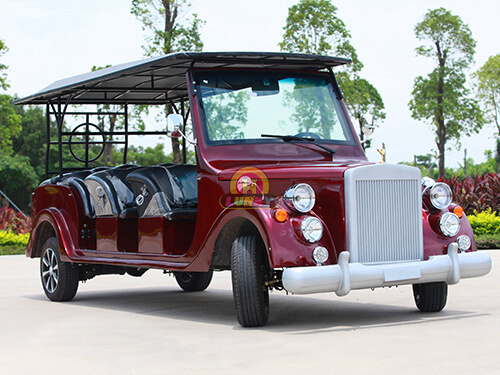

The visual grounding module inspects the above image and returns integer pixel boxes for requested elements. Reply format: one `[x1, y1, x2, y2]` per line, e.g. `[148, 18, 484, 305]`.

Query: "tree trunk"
[103, 114, 116, 166]
[436, 43, 446, 179]
[165, 103, 182, 164]
[437, 127, 446, 179]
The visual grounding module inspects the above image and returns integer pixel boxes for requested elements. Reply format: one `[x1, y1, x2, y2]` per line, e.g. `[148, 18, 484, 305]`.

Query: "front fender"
[189, 205, 337, 270]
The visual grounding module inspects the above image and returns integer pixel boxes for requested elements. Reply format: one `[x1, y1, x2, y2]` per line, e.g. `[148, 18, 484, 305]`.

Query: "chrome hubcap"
[42, 248, 59, 293]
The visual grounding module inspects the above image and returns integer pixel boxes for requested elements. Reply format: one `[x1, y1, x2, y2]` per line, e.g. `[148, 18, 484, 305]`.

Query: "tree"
[279, 0, 362, 72]
[0, 94, 22, 155]
[13, 104, 46, 179]
[409, 8, 483, 179]
[0, 39, 8, 90]
[0, 153, 39, 211]
[132, 0, 204, 163]
[125, 143, 172, 165]
[339, 76, 386, 149]
[279, 0, 385, 150]
[474, 54, 500, 135]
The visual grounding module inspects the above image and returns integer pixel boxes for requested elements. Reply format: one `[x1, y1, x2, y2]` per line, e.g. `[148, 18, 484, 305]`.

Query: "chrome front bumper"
[282, 243, 492, 295]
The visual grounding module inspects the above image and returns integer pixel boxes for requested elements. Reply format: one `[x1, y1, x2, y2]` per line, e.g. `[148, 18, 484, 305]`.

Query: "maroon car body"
[16, 52, 491, 327]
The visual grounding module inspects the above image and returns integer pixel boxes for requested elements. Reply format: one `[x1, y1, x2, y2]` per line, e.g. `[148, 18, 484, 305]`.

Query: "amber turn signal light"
[274, 208, 288, 222]
[453, 206, 464, 218]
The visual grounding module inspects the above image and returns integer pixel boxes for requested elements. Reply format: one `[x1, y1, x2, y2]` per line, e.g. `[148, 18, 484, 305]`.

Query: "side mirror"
[167, 113, 183, 138]
[361, 116, 375, 137]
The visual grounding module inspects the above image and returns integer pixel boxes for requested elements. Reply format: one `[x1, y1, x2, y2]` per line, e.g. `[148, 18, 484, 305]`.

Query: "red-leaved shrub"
[443, 173, 500, 215]
[0, 206, 32, 235]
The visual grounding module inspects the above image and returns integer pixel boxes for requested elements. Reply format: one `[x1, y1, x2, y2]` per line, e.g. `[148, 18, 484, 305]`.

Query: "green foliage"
[475, 233, 500, 250]
[131, 0, 204, 163]
[0, 231, 30, 247]
[126, 143, 173, 165]
[0, 38, 8, 90]
[467, 208, 500, 236]
[0, 244, 26, 255]
[0, 154, 39, 211]
[414, 8, 476, 69]
[279, 0, 384, 149]
[279, 0, 362, 72]
[12, 104, 46, 179]
[131, 0, 204, 55]
[338, 73, 386, 149]
[0, 94, 22, 155]
[409, 8, 484, 178]
[474, 54, 500, 133]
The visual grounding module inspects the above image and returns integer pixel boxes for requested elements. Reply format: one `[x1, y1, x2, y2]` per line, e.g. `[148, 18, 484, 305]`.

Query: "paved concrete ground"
[1, 251, 498, 375]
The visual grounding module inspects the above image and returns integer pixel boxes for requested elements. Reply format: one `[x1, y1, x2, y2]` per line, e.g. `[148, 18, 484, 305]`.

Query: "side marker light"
[274, 208, 288, 223]
[453, 206, 464, 218]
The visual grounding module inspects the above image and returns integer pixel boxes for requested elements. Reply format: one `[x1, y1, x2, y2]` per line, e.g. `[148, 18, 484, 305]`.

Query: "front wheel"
[174, 271, 213, 292]
[231, 235, 270, 327]
[413, 282, 448, 312]
[40, 237, 79, 301]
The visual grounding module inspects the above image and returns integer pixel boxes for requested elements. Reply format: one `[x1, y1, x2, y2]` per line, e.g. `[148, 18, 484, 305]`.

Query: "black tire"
[174, 271, 213, 292]
[231, 235, 270, 327]
[40, 237, 79, 302]
[413, 282, 448, 312]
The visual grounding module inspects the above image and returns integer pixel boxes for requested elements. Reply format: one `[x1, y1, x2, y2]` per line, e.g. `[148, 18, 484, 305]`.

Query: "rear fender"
[27, 208, 78, 262]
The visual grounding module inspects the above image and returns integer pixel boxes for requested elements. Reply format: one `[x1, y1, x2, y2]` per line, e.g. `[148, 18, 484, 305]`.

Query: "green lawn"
[0, 245, 26, 255]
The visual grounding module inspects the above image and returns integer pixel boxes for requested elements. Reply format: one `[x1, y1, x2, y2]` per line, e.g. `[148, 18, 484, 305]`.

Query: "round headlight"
[313, 246, 329, 264]
[457, 235, 471, 251]
[439, 212, 461, 237]
[301, 217, 323, 243]
[430, 183, 453, 210]
[422, 176, 435, 189]
[284, 183, 315, 213]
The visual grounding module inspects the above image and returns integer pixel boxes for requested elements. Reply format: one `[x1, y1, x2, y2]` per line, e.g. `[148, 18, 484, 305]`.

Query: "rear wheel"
[174, 271, 213, 292]
[413, 282, 448, 312]
[40, 237, 79, 301]
[231, 235, 270, 327]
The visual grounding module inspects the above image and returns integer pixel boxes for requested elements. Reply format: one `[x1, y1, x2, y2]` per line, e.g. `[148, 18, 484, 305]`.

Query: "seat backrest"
[85, 165, 140, 217]
[66, 177, 95, 219]
[166, 164, 198, 205]
[126, 166, 184, 217]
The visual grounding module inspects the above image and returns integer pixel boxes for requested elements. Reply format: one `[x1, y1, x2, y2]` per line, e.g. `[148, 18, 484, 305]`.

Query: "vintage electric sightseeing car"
[16, 52, 492, 327]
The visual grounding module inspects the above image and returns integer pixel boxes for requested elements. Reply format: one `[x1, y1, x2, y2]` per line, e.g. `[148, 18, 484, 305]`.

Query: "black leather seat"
[166, 164, 198, 207]
[127, 164, 198, 220]
[127, 166, 183, 217]
[85, 165, 140, 218]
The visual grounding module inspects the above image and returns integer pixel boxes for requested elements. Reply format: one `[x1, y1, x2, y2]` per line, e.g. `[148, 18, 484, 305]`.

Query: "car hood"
[218, 161, 371, 181]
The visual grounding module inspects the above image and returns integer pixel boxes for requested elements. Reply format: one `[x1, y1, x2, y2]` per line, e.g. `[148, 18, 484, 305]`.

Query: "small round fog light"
[457, 235, 471, 251]
[439, 212, 461, 237]
[313, 246, 329, 265]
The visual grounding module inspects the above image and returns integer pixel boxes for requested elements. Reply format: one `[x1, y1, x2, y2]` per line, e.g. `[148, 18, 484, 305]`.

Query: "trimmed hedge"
[475, 234, 500, 250]
[0, 231, 30, 247]
[467, 208, 500, 236]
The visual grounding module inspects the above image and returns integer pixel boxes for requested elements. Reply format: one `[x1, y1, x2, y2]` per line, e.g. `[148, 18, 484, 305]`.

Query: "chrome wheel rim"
[42, 248, 59, 293]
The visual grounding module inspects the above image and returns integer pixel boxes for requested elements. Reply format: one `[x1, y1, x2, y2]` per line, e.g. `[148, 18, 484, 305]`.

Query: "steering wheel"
[294, 132, 321, 140]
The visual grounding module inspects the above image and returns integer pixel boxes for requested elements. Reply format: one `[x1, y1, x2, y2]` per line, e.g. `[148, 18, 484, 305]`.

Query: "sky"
[0, 0, 498, 169]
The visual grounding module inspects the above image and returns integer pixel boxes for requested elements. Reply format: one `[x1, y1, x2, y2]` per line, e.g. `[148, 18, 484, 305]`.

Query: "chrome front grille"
[344, 164, 423, 264]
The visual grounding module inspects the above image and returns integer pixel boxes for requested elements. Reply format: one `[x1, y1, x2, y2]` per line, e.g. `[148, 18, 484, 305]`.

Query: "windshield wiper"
[261, 134, 336, 155]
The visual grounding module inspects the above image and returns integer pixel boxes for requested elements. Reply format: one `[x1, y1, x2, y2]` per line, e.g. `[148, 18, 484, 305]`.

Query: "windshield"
[196, 70, 354, 146]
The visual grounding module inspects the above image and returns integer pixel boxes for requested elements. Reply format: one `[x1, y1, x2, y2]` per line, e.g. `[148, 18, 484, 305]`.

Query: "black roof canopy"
[15, 52, 350, 106]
